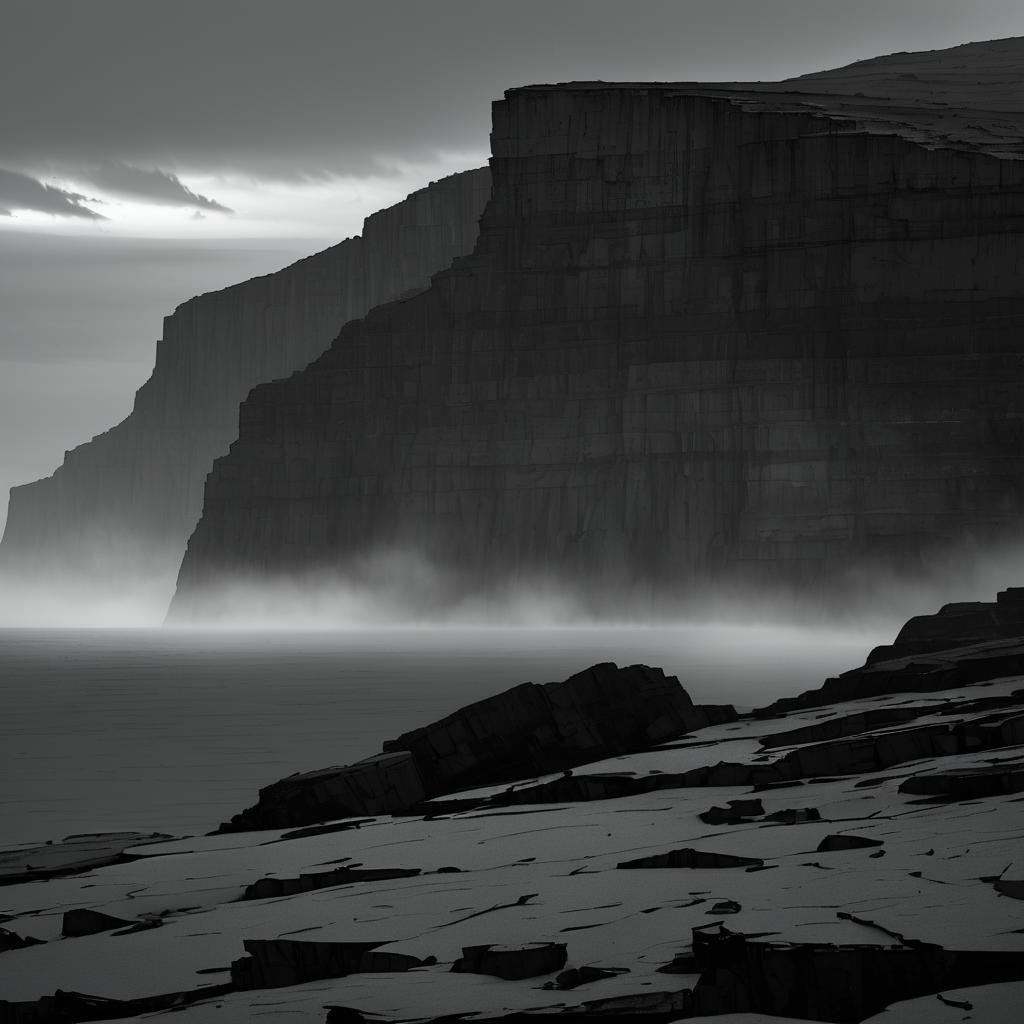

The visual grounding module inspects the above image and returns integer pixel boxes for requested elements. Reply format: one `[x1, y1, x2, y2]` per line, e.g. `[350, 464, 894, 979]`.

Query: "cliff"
[0, 168, 491, 601]
[170, 39, 1024, 616]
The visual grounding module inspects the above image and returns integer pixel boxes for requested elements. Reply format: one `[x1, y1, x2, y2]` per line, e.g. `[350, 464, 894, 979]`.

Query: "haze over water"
[0, 622, 883, 848]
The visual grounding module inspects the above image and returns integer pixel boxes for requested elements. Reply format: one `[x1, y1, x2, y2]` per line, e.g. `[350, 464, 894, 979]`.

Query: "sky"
[4, 0, 1024, 534]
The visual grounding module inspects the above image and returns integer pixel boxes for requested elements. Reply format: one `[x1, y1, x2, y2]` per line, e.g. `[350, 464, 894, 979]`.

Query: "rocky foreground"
[2, 596, 1024, 1022]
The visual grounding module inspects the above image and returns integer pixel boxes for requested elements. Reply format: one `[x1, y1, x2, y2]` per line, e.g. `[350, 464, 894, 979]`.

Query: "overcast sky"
[4, 0, 1024, 533]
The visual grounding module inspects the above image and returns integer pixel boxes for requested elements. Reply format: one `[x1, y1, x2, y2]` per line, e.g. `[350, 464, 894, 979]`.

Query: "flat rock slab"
[0, 641, 1021, 1023]
[0, 833, 172, 885]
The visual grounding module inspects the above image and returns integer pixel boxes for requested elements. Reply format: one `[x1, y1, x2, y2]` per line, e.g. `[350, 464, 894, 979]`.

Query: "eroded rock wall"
[172, 77, 1024, 612]
[0, 168, 490, 594]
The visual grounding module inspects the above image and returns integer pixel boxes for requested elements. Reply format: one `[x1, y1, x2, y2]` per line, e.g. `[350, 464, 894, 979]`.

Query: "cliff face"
[172, 41, 1024, 614]
[0, 169, 491, 595]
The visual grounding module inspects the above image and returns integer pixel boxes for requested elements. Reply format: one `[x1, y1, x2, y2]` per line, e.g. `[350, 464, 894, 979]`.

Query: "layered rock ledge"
[220, 662, 736, 831]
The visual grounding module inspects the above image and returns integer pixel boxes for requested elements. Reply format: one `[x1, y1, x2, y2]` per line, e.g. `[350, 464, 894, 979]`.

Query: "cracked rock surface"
[2, 598, 1024, 1022]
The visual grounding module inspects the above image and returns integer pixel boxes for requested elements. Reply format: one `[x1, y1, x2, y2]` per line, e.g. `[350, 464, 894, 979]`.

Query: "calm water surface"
[0, 624, 884, 847]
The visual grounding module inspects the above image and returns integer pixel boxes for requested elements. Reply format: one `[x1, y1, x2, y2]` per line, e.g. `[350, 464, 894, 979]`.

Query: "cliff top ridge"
[512, 35, 1024, 159]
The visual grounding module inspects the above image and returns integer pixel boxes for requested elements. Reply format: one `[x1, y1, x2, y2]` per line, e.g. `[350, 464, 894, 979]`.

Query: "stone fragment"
[548, 965, 626, 989]
[690, 925, 1024, 1021]
[0, 832, 172, 886]
[0, 983, 234, 1023]
[763, 807, 821, 824]
[899, 765, 1024, 799]
[699, 798, 764, 824]
[656, 952, 701, 974]
[759, 708, 925, 748]
[618, 848, 763, 870]
[231, 939, 424, 990]
[995, 879, 1024, 900]
[61, 909, 134, 938]
[0, 927, 43, 952]
[277, 819, 373, 841]
[708, 900, 742, 915]
[220, 751, 427, 832]
[816, 834, 885, 852]
[451, 942, 568, 980]
[242, 865, 420, 901]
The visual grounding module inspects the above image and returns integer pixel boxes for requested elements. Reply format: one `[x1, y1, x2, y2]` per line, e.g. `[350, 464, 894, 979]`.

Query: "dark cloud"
[85, 162, 233, 212]
[3, 0, 1024, 181]
[0, 167, 105, 220]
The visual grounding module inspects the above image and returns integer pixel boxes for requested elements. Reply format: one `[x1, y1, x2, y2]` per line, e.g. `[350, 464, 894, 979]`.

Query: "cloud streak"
[0, 167, 105, 220]
[3, 0, 1022, 181]
[85, 162, 233, 212]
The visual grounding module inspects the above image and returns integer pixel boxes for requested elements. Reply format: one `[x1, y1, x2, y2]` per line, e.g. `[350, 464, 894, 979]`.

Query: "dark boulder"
[220, 751, 426, 832]
[451, 942, 568, 981]
[618, 848, 762, 870]
[816, 834, 884, 853]
[548, 965, 626, 990]
[0, 927, 44, 952]
[699, 798, 764, 824]
[242, 865, 420, 901]
[231, 939, 425, 990]
[222, 663, 735, 831]
[763, 807, 821, 824]
[61, 909, 134, 938]
[385, 664, 731, 796]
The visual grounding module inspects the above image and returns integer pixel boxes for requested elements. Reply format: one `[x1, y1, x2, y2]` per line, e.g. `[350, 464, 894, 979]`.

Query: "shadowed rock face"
[690, 926, 1024, 1022]
[172, 39, 1024, 614]
[0, 168, 490, 601]
[220, 662, 735, 831]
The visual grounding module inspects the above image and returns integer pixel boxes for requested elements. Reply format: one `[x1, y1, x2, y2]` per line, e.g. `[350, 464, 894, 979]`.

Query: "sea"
[0, 623, 884, 849]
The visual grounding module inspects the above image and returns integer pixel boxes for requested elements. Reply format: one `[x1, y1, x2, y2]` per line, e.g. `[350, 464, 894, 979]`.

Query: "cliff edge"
[0, 168, 490, 609]
[172, 39, 1024, 617]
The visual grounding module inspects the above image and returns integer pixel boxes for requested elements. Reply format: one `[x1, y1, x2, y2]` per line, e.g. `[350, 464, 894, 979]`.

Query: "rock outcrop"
[0, 168, 490, 605]
[866, 588, 1024, 664]
[451, 943, 568, 981]
[173, 38, 1024, 615]
[221, 662, 734, 830]
[690, 926, 1024, 1021]
[4, 586, 1024, 1023]
[760, 589, 1024, 716]
[231, 939, 425, 990]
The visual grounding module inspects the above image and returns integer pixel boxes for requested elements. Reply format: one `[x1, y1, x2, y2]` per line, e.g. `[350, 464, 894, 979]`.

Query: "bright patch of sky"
[1, 151, 486, 241]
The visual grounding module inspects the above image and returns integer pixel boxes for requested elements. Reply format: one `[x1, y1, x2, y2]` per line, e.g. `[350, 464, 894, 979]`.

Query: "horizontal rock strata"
[173, 38, 1024, 612]
[0, 168, 490, 601]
